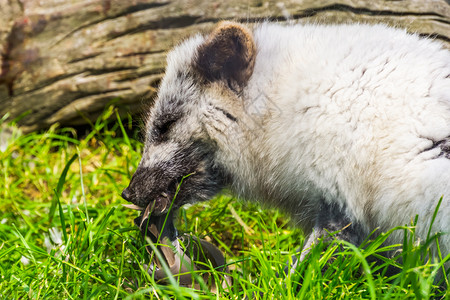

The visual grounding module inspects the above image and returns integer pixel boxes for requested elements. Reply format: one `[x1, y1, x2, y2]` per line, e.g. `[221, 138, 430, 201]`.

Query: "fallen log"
[0, 0, 449, 132]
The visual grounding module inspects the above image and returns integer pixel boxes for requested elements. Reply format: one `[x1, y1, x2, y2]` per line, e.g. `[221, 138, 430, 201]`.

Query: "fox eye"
[153, 118, 177, 142]
[158, 119, 175, 136]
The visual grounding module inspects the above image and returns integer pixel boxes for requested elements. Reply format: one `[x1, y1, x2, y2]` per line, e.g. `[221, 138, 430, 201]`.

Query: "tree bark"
[1, 0, 449, 132]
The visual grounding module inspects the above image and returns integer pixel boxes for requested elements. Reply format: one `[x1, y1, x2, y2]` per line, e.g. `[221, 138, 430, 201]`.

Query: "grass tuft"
[0, 107, 448, 299]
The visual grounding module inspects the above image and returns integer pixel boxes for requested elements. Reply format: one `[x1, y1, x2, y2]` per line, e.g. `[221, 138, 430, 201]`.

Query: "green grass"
[0, 107, 449, 299]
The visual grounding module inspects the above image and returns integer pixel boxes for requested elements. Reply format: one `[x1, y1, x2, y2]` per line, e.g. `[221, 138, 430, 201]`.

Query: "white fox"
[122, 21, 450, 270]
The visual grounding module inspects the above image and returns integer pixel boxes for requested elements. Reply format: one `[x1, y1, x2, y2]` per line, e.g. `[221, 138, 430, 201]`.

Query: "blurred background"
[1, 0, 449, 134]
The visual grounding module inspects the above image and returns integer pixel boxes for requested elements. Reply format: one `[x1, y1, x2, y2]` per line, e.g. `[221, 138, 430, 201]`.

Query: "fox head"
[122, 22, 257, 213]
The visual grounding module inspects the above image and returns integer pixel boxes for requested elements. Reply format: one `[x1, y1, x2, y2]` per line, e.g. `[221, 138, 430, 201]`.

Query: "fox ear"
[195, 21, 256, 89]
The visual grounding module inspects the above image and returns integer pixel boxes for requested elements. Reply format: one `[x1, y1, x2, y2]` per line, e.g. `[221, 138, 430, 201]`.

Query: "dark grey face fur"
[122, 137, 226, 213]
[121, 69, 227, 213]
[122, 22, 256, 214]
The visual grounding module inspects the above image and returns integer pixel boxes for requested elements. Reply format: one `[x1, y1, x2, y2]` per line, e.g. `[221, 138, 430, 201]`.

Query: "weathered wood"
[1, 0, 449, 132]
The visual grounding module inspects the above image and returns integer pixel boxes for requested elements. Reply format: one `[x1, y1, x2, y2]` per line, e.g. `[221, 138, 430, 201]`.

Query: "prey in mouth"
[122, 192, 231, 290]
[122, 191, 173, 227]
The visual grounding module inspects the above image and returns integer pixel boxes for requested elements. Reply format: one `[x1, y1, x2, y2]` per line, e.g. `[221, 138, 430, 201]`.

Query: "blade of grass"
[50, 153, 78, 223]
[426, 196, 443, 241]
[12, 224, 37, 265]
[55, 192, 68, 245]
[76, 146, 89, 224]
[339, 240, 376, 300]
[115, 109, 131, 149]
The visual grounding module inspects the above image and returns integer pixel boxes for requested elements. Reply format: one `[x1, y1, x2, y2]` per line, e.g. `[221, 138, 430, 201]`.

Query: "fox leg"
[285, 200, 367, 274]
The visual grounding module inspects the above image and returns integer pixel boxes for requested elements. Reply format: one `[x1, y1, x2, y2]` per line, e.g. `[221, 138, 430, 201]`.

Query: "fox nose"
[121, 187, 132, 202]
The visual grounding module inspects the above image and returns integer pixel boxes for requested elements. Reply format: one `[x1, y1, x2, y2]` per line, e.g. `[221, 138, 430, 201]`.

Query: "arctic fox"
[122, 22, 450, 267]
